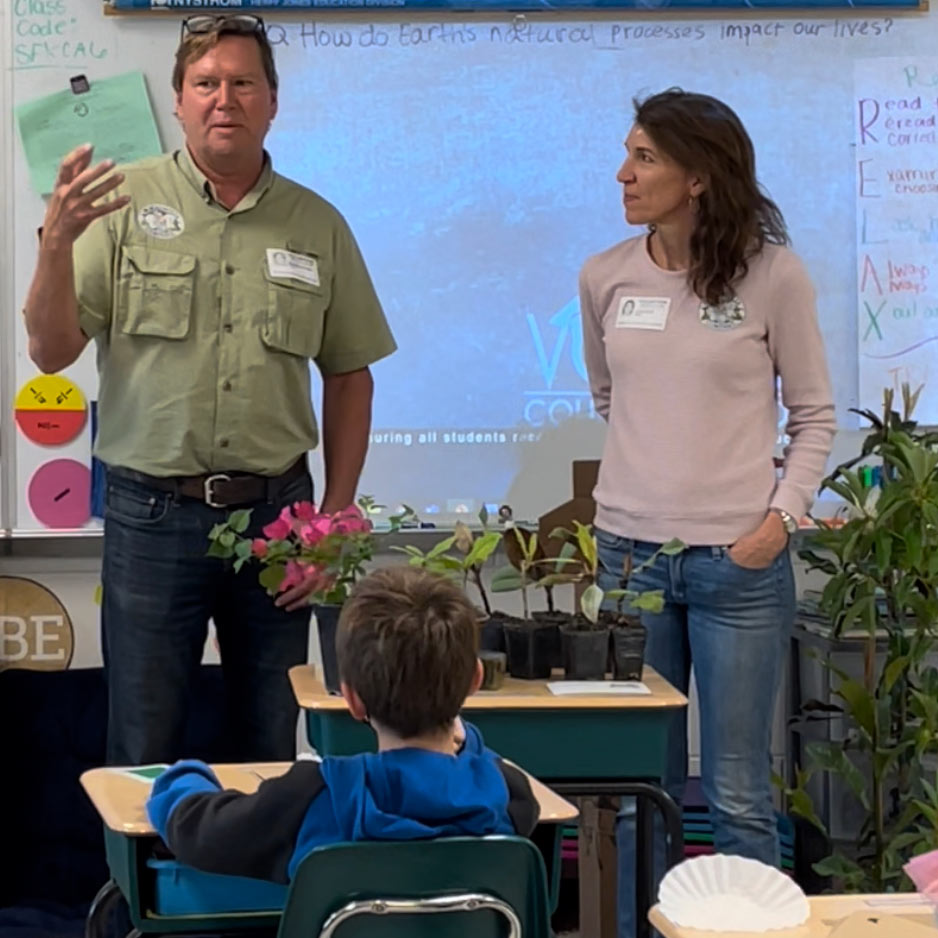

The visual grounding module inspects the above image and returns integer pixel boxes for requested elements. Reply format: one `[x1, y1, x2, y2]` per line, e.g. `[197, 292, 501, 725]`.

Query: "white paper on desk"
[547, 680, 651, 695]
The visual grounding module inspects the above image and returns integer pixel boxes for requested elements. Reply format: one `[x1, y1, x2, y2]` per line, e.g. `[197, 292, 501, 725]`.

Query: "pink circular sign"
[28, 459, 92, 529]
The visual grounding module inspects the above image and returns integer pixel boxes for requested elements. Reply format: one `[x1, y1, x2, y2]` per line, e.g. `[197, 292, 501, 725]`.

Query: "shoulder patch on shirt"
[699, 296, 745, 330]
[137, 204, 185, 240]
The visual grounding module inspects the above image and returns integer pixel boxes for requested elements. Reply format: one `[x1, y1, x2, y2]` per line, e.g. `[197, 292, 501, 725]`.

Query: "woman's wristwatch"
[771, 508, 798, 535]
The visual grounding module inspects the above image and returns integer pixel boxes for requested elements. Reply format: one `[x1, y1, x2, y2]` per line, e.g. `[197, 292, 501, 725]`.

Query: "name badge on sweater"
[615, 296, 671, 331]
[266, 249, 320, 287]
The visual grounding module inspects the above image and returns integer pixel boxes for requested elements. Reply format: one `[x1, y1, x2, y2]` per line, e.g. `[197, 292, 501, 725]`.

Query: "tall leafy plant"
[549, 521, 682, 623]
[393, 507, 502, 615]
[782, 385, 938, 891]
[491, 523, 582, 619]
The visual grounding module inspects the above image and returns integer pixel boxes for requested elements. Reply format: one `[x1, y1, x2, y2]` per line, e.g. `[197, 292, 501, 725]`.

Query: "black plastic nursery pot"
[504, 618, 556, 680]
[532, 611, 569, 669]
[314, 604, 342, 694]
[479, 614, 508, 653]
[610, 621, 647, 681]
[561, 627, 609, 681]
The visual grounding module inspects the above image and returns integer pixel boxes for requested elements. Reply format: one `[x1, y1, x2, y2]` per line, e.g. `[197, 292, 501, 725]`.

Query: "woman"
[579, 89, 835, 936]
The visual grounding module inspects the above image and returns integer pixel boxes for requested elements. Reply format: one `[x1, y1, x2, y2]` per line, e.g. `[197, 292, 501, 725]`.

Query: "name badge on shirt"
[615, 296, 671, 331]
[266, 248, 320, 287]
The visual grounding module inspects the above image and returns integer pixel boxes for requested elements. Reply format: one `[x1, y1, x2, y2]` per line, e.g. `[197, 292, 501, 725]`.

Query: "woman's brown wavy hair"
[634, 89, 789, 306]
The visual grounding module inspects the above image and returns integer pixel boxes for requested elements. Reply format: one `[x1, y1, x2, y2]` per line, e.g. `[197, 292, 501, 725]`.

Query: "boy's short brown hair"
[172, 17, 279, 94]
[336, 566, 479, 738]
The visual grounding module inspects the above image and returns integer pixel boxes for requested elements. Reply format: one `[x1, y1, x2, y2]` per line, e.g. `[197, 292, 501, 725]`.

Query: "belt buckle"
[204, 473, 232, 508]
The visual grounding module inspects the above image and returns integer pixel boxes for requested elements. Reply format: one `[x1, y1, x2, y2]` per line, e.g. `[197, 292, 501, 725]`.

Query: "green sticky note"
[14, 70, 162, 195]
[116, 764, 169, 782]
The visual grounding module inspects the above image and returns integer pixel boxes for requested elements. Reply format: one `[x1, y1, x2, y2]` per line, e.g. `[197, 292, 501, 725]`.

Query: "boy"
[146, 566, 539, 883]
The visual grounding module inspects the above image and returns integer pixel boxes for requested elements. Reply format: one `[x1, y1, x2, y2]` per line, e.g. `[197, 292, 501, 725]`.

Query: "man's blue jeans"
[596, 529, 795, 938]
[101, 469, 313, 766]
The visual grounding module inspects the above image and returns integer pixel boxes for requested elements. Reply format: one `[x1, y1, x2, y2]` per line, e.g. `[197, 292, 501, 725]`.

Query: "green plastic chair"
[276, 835, 552, 938]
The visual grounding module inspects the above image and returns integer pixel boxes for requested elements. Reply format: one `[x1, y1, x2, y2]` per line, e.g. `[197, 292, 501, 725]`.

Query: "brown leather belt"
[107, 457, 309, 509]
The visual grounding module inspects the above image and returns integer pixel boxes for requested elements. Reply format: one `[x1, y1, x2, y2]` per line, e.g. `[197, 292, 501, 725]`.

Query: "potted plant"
[207, 496, 413, 693]
[553, 522, 684, 681]
[392, 506, 505, 651]
[780, 385, 938, 892]
[491, 524, 581, 679]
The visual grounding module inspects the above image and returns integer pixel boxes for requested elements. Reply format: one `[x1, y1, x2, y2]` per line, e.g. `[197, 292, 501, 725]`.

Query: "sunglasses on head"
[180, 14, 266, 40]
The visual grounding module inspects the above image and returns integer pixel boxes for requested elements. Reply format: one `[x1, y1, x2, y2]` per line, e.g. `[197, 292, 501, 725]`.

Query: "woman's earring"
[688, 195, 699, 212]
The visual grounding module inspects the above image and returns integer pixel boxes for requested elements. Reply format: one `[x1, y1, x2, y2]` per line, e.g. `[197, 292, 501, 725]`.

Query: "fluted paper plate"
[658, 855, 809, 932]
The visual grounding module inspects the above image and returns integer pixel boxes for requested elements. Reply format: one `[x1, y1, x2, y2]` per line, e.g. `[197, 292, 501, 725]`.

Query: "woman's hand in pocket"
[728, 512, 788, 570]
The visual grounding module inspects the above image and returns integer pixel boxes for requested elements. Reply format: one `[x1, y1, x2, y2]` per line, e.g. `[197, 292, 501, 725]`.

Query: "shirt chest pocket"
[118, 245, 197, 339]
[260, 268, 328, 360]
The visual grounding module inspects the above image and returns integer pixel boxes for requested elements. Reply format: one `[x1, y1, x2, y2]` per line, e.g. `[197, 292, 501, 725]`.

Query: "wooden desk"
[81, 760, 576, 938]
[291, 664, 689, 938]
[81, 761, 577, 835]
[290, 664, 687, 779]
[649, 894, 937, 937]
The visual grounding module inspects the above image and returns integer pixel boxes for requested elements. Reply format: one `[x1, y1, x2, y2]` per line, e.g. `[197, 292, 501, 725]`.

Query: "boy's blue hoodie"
[146, 722, 539, 883]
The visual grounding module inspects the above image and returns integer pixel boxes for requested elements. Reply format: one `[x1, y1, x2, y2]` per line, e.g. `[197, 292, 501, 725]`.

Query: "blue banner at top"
[107, 0, 921, 10]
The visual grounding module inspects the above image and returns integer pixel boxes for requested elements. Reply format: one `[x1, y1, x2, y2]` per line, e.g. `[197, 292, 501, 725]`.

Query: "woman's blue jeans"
[595, 528, 795, 938]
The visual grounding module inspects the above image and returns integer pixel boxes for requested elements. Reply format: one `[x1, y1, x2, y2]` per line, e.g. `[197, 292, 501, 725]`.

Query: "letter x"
[863, 300, 885, 341]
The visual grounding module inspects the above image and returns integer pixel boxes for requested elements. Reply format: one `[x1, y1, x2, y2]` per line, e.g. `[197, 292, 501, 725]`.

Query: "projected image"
[263, 24, 855, 520]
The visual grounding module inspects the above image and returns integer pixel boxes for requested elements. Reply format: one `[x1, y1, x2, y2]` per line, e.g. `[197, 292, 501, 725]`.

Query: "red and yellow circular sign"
[14, 375, 87, 446]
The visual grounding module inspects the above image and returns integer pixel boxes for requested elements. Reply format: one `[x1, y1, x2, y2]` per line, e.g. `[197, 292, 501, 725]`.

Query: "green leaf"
[478, 504, 489, 528]
[580, 583, 604, 624]
[434, 555, 465, 573]
[836, 679, 876, 738]
[659, 537, 686, 556]
[813, 853, 864, 878]
[258, 563, 286, 595]
[883, 656, 909, 694]
[804, 742, 870, 810]
[426, 534, 458, 559]
[490, 566, 524, 593]
[822, 477, 864, 508]
[227, 508, 252, 534]
[785, 781, 826, 834]
[206, 540, 233, 558]
[390, 545, 424, 558]
[630, 590, 665, 614]
[571, 522, 596, 572]
[465, 531, 501, 568]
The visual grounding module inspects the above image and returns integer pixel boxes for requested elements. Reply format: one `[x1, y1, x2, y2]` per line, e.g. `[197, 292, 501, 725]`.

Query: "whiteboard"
[3, 2, 936, 534]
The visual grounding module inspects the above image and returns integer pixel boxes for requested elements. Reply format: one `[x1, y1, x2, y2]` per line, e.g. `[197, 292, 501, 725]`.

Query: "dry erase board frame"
[0, 2, 15, 537]
[105, 0, 924, 11]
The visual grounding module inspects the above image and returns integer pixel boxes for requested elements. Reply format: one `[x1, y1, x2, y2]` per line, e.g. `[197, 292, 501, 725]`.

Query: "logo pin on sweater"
[699, 296, 745, 330]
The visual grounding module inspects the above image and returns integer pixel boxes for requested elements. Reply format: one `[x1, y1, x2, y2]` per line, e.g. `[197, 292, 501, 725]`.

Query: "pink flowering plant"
[208, 496, 414, 605]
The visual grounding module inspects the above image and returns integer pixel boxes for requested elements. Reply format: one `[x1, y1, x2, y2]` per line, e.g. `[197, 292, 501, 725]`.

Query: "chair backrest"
[276, 835, 552, 938]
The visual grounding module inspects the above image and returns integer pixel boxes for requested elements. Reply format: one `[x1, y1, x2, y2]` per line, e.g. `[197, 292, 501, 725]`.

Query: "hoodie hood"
[318, 746, 514, 842]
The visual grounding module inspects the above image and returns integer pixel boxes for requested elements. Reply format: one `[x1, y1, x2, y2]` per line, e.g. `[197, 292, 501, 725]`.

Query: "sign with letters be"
[0, 577, 74, 672]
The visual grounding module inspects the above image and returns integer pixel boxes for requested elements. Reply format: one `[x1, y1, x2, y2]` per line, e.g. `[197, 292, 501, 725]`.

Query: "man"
[22, 13, 396, 765]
